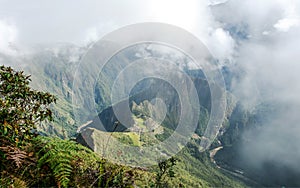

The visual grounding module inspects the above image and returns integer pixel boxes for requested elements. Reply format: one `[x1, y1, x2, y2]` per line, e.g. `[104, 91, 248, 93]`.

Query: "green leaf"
[4, 127, 7, 135]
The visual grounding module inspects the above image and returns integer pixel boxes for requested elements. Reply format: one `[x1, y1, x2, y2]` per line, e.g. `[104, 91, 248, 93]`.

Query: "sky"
[1, 0, 300, 176]
[0, 0, 233, 60]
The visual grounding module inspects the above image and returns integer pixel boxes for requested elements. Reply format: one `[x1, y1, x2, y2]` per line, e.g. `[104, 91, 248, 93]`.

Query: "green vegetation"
[0, 65, 247, 187]
[83, 114, 246, 187]
[0, 66, 166, 187]
[35, 136, 99, 187]
[0, 65, 56, 147]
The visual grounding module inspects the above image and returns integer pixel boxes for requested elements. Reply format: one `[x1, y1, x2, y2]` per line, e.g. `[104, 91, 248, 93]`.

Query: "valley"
[1, 42, 299, 187]
[1, 1, 300, 187]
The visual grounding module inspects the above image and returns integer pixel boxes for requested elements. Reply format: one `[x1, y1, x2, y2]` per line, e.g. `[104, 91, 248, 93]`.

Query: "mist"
[1, 0, 300, 184]
[212, 0, 300, 182]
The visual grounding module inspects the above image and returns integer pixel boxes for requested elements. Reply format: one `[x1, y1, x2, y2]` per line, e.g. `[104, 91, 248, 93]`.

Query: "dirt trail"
[209, 146, 223, 168]
[76, 120, 93, 133]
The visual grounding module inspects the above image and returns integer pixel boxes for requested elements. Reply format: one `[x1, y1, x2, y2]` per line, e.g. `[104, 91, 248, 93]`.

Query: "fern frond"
[35, 136, 100, 187]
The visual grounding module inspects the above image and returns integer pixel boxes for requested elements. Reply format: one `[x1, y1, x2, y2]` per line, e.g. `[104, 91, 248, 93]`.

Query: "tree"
[155, 157, 178, 188]
[0, 65, 56, 147]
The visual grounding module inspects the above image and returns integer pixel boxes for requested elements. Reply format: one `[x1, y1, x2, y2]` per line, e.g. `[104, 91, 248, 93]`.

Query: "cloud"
[2, 1, 300, 178]
[0, 0, 235, 64]
[274, 18, 299, 32]
[208, 0, 229, 6]
[0, 19, 18, 55]
[273, 1, 300, 32]
[0, 0, 149, 46]
[84, 22, 118, 43]
[84, 27, 99, 43]
[207, 28, 235, 62]
[211, 0, 300, 177]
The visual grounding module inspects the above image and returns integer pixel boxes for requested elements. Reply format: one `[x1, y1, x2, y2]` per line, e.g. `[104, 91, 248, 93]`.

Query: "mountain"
[214, 102, 300, 187]
[76, 72, 245, 187]
[0, 44, 82, 138]
[0, 44, 246, 186]
[0, 42, 266, 186]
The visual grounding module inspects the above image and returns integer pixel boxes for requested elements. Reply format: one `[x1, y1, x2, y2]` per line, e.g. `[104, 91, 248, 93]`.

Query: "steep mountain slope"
[77, 127, 245, 187]
[0, 45, 81, 137]
[76, 74, 246, 186]
[1, 43, 250, 186]
[215, 103, 300, 187]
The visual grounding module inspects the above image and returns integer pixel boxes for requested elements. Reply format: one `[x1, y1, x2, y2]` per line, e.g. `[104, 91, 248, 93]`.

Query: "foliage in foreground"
[1, 135, 181, 187]
[0, 65, 177, 187]
[0, 65, 245, 187]
[0, 65, 56, 147]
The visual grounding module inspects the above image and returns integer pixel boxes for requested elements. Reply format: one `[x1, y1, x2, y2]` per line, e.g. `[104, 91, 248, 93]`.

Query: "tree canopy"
[0, 65, 56, 147]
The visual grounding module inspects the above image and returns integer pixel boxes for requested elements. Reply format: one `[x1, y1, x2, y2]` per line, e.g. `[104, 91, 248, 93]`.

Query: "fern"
[34, 136, 99, 188]
[0, 146, 29, 168]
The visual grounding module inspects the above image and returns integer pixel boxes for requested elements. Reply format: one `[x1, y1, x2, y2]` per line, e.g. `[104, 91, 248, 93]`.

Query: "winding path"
[76, 120, 93, 133]
[209, 146, 223, 168]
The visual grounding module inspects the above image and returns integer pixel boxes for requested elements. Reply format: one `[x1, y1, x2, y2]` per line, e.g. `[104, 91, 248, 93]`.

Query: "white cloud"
[0, 0, 236, 63]
[84, 22, 118, 43]
[0, 20, 18, 55]
[1, 0, 300, 177]
[262, 31, 270, 35]
[274, 18, 299, 32]
[145, 0, 202, 32]
[85, 27, 99, 43]
[209, 0, 229, 6]
[207, 28, 235, 63]
[211, 0, 300, 173]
